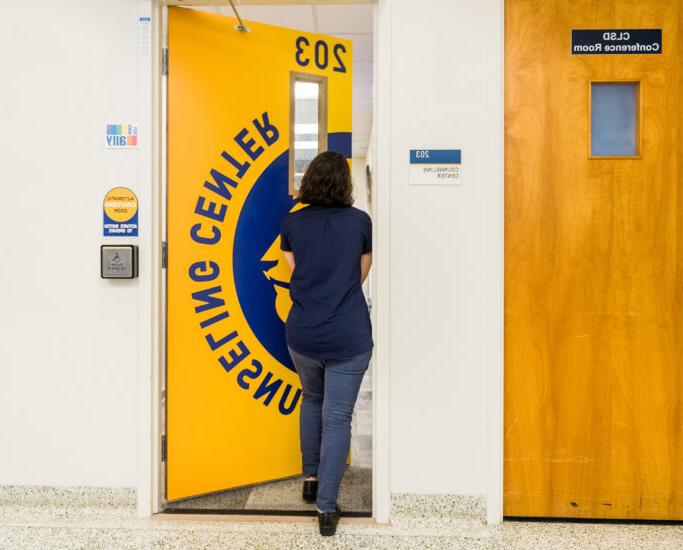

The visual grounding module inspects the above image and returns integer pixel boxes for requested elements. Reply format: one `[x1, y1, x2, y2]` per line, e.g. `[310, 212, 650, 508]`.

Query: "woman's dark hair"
[298, 151, 353, 207]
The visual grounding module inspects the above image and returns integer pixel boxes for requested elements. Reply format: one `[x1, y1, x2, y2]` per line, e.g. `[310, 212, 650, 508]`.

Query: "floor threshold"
[153, 511, 382, 525]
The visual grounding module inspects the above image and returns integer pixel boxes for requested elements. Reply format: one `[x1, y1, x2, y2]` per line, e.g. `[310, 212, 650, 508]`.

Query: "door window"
[590, 82, 639, 157]
[290, 73, 328, 193]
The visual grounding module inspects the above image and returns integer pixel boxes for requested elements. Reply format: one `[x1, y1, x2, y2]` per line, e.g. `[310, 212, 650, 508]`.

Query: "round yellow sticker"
[103, 187, 138, 223]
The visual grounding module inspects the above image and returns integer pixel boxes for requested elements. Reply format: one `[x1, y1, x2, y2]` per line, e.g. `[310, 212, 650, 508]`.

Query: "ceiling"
[185, 4, 374, 158]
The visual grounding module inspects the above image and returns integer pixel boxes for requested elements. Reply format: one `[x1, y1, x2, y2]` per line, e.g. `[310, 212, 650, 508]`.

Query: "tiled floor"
[1, 489, 682, 549]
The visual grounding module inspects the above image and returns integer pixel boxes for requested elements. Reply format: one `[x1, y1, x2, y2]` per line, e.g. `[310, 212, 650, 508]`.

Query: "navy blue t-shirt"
[280, 205, 373, 360]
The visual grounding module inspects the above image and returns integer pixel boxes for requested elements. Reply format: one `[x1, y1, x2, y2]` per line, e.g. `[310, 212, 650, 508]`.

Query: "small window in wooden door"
[590, 81, 640, 158]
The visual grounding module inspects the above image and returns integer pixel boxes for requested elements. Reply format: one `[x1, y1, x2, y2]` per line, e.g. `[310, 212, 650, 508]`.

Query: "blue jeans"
[287, 346, 372, 513]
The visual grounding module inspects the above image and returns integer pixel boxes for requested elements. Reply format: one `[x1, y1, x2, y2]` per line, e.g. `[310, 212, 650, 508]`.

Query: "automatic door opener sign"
[103, 187, 138, 236]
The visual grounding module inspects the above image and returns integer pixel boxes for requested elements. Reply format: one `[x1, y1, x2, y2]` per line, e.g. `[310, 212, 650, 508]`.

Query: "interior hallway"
[2, 488, 682, 549]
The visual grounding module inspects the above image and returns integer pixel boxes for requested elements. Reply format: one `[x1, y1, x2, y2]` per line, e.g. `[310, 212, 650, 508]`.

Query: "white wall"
[385, 0, 496, 495]
[352, 156, 369, 213]
[0, 0, 144, 487]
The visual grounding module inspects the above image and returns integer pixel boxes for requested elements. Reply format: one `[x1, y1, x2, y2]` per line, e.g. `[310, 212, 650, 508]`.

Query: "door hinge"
[161, 241, 168, 269]
[161, 434, 167, 462]
[162, 47, 168, 76]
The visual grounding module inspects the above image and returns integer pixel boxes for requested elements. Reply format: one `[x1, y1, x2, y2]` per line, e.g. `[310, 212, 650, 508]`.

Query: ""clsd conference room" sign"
[572, 29, 662, 55]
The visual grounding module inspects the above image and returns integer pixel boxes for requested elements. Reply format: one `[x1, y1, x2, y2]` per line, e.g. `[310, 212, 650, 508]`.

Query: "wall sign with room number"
[409, 149, 462, 186]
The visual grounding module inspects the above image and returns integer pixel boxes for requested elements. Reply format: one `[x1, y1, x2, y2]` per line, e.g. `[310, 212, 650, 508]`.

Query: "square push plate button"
[101, 245, 138, 279]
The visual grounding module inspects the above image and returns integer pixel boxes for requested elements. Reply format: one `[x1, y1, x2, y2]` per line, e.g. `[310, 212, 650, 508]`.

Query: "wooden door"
[505, 0, 683, 519]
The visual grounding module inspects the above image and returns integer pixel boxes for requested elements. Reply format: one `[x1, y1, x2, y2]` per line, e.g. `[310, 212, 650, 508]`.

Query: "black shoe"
[302, 479, 318, 503]
[317, 505, 341, 537]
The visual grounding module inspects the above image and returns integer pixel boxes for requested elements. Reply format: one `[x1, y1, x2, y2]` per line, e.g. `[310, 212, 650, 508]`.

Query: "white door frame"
[136, 0, 396, 523]
[136, 0, 505, 526]
[485, 0, 505, 525]
[372, 0, 392, 525]
[136, 0, 163, 520]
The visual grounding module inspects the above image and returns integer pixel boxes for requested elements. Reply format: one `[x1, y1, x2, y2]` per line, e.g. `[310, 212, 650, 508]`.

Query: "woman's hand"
[360, 252, 372, 284]
[283, 251, 295, 271]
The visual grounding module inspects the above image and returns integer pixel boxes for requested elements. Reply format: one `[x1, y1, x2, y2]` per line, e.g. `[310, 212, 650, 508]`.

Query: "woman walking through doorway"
[280, 151, 373, 537]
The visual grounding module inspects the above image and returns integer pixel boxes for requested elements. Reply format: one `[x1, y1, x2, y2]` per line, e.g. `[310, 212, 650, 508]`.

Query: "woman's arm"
[360, 252, 372, 284]
[283, 251, 295, 271]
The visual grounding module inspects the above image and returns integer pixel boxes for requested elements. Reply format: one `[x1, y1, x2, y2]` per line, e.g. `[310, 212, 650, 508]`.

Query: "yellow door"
[505, 0, 683, 519]
[166, 8, 352, 501]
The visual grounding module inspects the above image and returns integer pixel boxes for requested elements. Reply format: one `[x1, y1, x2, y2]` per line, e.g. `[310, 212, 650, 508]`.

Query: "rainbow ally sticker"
[106, 123, 139, 148]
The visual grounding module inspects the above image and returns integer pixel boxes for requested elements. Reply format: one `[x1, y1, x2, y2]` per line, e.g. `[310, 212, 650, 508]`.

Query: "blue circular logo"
[233, 150, 297, 372]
